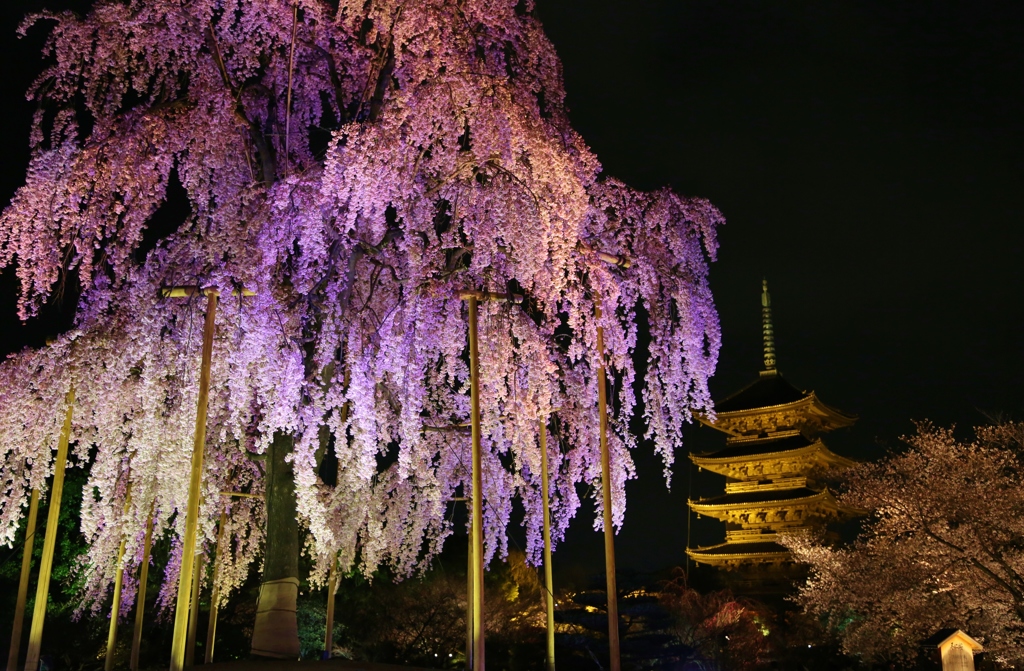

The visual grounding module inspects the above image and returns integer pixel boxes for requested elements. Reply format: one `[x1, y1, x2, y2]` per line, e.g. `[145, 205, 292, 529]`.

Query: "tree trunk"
[251, 432, 301, 659]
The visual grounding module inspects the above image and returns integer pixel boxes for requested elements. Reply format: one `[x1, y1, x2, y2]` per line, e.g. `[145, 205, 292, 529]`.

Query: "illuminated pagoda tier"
[687, 281, 859, 570]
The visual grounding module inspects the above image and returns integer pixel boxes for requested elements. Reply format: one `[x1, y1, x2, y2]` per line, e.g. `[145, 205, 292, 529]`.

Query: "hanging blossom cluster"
[784, 422, 1024, 666]
[0, 0, 722, 612]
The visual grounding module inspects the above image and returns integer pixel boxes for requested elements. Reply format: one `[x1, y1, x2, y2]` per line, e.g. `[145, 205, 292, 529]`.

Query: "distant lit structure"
[687, 281, 858, 570]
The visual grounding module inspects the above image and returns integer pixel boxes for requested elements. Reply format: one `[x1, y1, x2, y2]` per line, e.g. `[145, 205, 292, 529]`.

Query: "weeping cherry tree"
[0, 0, 723, 658]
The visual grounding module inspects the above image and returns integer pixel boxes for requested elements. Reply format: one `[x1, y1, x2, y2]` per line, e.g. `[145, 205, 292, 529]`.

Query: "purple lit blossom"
[0, 0, 722, 611]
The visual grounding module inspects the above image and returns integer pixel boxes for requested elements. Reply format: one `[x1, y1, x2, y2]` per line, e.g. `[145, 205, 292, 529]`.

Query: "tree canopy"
[0, 0, 722, 621]
[787, 422, 1024, 667]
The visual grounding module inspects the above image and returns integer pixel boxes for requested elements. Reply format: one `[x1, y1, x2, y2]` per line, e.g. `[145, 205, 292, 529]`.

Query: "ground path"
[200, 660, 435, 671]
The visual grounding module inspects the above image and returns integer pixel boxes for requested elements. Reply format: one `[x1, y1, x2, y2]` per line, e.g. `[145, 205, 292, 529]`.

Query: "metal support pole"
[105, 493, 132, 671]
[24, 388, 75, 671]
[7, 489, 39, 671]
[595, 302, 621, 671]
[130, 505, 155, 671]
[204, 508, 228, 664]
[322, 555, 336, 660]
[184, 553, 204, 667]
[169, 290, 218, 671]
[539, 418, 556, 671]
[467, 295, 485, 671]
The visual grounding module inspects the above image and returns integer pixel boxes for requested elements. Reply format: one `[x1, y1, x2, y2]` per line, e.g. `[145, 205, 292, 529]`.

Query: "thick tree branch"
[204, 22, 277, 185]
[923, 527, 1024, 613]
[204, 23, 238, 96]
[313, 44, 350, 125]
[339, 227, 404, 308]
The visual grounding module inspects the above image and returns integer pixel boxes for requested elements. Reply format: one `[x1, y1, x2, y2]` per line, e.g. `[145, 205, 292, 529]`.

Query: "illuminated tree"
[0, 0, 722, 656]
[658, 572, 772, 671]
[786, 422, 1024, 667]
[332, 550, 544, 665]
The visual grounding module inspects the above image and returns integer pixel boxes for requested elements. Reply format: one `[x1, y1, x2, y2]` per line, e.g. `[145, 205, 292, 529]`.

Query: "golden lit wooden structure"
[24, 389, 75, 671]
[184, 553, 204, 667]
[161, 286, 253, 671]
[593, 297, 620, 671]
[688, 281, 858, 570]
[7, 489, 39, 671]
[539, 418, 556, 671]
[130, 505, 155, 671]
[466, 514, 474, 671]
[458, 289, 522, 671]
[104, 492, 132, 671]
[163, 286, 219, 671]
[924, 629, 983, 671]
[584, 247, 629, 671]
[322, 556, 337, 660]
[204, 507, 228, 663]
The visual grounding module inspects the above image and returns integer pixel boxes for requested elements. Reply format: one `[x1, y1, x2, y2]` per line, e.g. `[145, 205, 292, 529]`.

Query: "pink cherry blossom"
[785, 422, 1024, 666]
[0, 0, 722, 614]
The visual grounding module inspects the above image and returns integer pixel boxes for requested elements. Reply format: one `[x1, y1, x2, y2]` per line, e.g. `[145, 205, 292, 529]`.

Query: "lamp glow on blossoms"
[784, 422, 1024, 665]
[0, 0, 722, 617]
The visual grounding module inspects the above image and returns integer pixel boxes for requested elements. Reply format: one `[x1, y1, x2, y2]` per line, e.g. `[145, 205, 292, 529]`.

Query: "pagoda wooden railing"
[724, 476, 806, 493]
[725, 528, 811, 543]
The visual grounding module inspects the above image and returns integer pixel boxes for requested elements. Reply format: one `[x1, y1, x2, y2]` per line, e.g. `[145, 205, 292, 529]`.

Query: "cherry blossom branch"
[923, 525, 1024, 617]
[203, 21, 276, 184]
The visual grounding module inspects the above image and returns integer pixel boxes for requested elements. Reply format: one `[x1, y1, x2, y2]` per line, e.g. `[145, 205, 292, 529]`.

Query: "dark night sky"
[533, 0, 1024, 577]
[1, 1, 1023, 578]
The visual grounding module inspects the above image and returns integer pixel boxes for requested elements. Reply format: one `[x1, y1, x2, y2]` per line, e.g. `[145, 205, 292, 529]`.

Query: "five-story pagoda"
[687, 281, 859, 572]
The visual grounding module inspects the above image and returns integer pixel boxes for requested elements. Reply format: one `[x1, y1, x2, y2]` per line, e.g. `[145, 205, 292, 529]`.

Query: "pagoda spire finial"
[761, 279, 777, 374]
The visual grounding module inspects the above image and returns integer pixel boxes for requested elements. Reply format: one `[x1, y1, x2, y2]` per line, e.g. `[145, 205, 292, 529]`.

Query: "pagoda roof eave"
[689, 489, 835, 512]
[686, 545, 791, 565]
[713, 391, 856, 424]
[690, 441, 856, 469]
[713, 371, 808, 412]
[699, 391, 857, 437]
[688, 543, 789, 556]
[687, 492, 867, 519]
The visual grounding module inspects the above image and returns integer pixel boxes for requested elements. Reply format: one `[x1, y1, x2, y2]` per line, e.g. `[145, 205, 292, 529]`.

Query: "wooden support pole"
[7, 489, 39, 671]
[24, 388, 75, 671]
[105, 493, 132, 671]
[465, 512, 473, 671]
[539, 418, 556, 671]
[594, 301, 620, 671]
[184, 553, 204, 667]
[467, 295, 485, 671]
[169, 290, 218, 671]
[130, 505, 155, 671]
[576, 242, 632, 270]
[204, 508, 228, 664]
[458, 290, 523, 304]
[104, 537, 127, 671]
[456, 288, 523, 671]
[322, 555, 336, 660]
[160, 286, 254, 299]
[284, 3, 298, 162]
